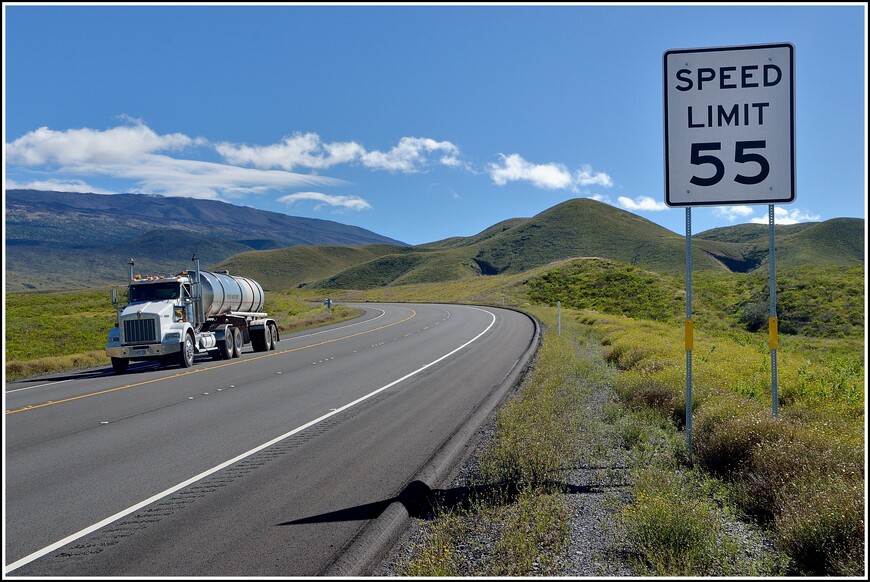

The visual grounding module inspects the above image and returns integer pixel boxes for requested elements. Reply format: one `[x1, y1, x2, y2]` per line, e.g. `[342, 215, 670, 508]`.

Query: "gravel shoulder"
[374, 356, 636, 576]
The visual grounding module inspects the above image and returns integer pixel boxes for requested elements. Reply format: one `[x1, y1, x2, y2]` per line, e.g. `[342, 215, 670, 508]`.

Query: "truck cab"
[106, 275, 197, 374]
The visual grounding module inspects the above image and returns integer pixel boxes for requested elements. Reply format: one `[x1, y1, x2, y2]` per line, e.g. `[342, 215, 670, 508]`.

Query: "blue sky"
[4, 3, 867, 246]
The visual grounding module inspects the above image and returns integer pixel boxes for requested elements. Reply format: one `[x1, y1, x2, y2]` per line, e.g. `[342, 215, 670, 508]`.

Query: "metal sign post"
[685, 208, 694, 457]
[769, 205, 779, 417]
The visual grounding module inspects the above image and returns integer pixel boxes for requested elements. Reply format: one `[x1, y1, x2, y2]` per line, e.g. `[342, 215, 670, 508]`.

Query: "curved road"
[4, 303, 537, 576]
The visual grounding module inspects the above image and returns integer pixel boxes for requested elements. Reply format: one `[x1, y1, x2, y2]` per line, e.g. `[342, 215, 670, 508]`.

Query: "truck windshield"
[129, 282, 181, 302]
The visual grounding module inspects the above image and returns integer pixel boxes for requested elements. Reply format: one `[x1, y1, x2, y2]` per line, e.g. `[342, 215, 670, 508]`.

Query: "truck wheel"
[269, 323, 279, 350]
[111, 357, 129, 374]
[232, 327, 243, 358]
[251, 328, 267, 352]
[218, 327, 235, 360]
[177, 333, 195, 368]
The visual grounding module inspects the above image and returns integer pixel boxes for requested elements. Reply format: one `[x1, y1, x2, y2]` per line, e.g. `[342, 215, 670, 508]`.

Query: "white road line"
[277, 307, 386, 344]
[6, 379, 72, 394]
[4, 306, 497, 574]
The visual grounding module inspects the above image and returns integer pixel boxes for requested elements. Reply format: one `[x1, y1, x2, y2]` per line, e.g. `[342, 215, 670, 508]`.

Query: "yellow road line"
[6, 308, 416, 415]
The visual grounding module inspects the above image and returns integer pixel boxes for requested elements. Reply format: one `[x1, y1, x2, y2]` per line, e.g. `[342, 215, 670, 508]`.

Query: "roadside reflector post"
[557, 300, 561, 336]
[769, 204, 779, 418]
[685, 207, 693, 459]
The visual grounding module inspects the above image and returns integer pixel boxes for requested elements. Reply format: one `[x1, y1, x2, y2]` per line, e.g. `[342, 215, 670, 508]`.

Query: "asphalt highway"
[4, 303, 538, 576]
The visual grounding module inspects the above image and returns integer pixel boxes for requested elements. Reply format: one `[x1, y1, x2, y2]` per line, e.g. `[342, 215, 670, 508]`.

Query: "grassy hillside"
[525, 258, 683, 322]
[212, 244, 409, 291]
[695, 217, 864, 272]
[9, 194, 863, 294]
[468, 199, 723, 276]
[262, 199, 735, 290]
[216, 199, 863, 292]
[695, 222, 813, 245]
[417, 217, 529, 250]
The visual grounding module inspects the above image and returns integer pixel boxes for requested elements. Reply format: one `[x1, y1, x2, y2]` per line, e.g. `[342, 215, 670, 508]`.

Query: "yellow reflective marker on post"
[685, 318, 694, 351]
[769, 316, 779, 350]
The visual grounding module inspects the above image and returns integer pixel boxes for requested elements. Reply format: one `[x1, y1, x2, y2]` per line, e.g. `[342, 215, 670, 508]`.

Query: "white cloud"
[360, 137, 461, 172]
[216, 133, 460, 173]
[277, 191, 371, 211]
[617, 195, 668, 212]
[488, 154, 613, 192]
[68, 154, 345, 200]
[575, 164, 613, 187]
[5, 123, 345, 201]
[215, 132, 365, 171]
[750, 207, 821, 225]
[6, 123, 194, 165]
[488, 154, 574, 190]
[714, 205, 755, 222]
[5, 178, 115, 194]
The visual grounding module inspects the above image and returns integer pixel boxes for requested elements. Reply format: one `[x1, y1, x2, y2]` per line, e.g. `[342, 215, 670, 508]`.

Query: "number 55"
[690, 140, 769, 187]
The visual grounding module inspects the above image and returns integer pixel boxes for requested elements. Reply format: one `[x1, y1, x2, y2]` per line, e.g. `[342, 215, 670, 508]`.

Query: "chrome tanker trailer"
[106, 257, 279, 374]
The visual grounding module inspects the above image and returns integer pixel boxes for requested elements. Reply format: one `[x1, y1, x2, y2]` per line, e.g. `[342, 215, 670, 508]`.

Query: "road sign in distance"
[664, 43, 795, 207]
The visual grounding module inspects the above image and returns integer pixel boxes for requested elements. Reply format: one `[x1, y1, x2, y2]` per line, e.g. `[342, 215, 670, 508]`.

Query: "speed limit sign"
[664, 43, 795, 207]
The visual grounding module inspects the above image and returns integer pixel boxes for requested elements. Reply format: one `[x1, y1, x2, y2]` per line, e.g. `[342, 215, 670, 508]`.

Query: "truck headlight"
[164, 332, 181, 340]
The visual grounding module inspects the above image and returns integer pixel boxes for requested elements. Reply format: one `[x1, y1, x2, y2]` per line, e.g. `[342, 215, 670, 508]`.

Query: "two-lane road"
[4, 303, 537, 576]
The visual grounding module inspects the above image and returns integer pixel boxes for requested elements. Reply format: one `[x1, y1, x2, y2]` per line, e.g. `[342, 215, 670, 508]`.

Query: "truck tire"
[269, 323, 279, 350]
[251, 327, 267, 352]
[177, 333, 195, 368]
[232, 327, 243, 358]
[111, 357, 129, 374]
[218, 327, 235, 360]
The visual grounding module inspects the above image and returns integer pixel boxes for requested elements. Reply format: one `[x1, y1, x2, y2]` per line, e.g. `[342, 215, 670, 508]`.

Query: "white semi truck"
[106, 258, 279, 374]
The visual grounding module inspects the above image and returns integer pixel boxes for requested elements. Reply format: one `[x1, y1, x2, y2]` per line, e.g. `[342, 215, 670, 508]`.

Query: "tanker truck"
[106, 257, 279, 374]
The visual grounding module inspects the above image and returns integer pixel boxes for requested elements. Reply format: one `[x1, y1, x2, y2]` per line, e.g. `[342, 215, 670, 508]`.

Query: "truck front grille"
[123, 318, 158, 344]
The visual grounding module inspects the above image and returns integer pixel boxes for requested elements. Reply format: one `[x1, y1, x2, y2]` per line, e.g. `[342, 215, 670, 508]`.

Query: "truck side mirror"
[111, 288, 118, 307]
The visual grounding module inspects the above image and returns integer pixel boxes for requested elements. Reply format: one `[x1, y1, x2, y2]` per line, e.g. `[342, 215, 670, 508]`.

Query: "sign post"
[664, 43, 795, 452]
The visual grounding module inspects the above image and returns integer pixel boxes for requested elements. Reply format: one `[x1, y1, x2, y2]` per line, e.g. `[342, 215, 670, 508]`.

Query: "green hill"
[466, 199, 723, 276]
[212, 198, 864, 291]
[212, 244, 409, 291]
[696, 217, 865, 272]
[307, 198, 718, 289]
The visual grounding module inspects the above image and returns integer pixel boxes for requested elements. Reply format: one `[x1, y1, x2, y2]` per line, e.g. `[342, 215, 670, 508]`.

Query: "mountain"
[6, 192, 864, 293]
[212, 198, 864, 291]
[4, 189, 405, 292]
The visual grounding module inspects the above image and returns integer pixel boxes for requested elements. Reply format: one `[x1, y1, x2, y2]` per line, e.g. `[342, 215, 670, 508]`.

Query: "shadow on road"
[278, 479, 591, 526]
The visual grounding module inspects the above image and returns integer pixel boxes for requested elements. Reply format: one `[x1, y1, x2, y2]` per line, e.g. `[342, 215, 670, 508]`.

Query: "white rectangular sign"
[664, 43, 795, 207]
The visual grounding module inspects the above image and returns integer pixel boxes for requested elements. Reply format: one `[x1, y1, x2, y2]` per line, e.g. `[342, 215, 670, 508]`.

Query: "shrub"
[776, 475, 865, 576]
[620, 468, 722, 575]
[693, 394, 781, 479]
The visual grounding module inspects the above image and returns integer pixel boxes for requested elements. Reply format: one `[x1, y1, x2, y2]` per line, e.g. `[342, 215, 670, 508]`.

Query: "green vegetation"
[4, 287, 360, 381]
[405, 323, 588, 576]
[384, 259, 863, 577]
[213, 244, 410, 291]
[593, 309, 864, 576]
[5, 214, 865, 577]
[526, 258, 681, 322]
